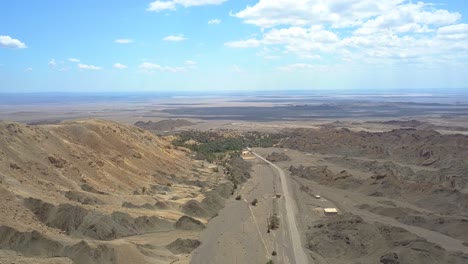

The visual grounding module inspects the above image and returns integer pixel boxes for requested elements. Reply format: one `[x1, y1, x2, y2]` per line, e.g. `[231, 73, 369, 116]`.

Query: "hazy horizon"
[2, 88, 468, 107]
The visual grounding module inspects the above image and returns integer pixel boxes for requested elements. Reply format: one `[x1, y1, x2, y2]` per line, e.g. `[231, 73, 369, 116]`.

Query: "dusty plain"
[1, 91, 468, 264]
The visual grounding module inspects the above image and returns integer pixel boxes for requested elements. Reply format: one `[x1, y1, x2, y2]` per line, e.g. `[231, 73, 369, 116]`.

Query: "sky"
[0, 0, 467, 92]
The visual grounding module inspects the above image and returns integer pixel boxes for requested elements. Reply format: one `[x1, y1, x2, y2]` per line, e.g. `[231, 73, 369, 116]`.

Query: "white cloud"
[226, 26, 338, 58]
[146, 1, 176, 11]
[139, 62, 163, 71]
[163, 35, 186, 42]
[0, 35, 27, 49]
[437, 23, 468, 40]
[139, 62, 185, 72]
[78, 63, 102, 70]
[256, 47, 281, 60]
[25, 67, 33, 72]
[234, 0, 400, 28]
[227, 0, 467, 66]
[225, 39, 261, 48]
[231, 64, 243, 73]
[185, 60, 197, 69]
[68, 58, 80, 63]
[113, 63, 128, 69]
[175, 0, 226, 6]
[354, 2, 460, 35]
[278, 63, 332, 72]
[227, 25, 340, 49]
[233, 0, 460, 29]
[438, 23, 468, 35]
[208, 19, 221, 25]
[115, 39, 134, 44]
[147, 0, 226, 12]
[49, 59, 71, 71]
[48, 59, 57, 68]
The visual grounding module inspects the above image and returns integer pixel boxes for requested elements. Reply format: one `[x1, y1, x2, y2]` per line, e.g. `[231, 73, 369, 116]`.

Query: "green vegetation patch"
[172, 130, 284, 162]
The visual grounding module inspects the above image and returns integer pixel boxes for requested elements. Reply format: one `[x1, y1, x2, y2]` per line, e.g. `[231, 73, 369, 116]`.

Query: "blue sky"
[1, 0, 467, 92]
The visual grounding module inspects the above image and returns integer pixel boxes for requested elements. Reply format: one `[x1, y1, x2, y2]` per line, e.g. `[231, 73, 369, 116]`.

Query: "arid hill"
[280, 127, 468, 262]
[134, 119, 194, 133]
[284, 127, 468, 217]
[0, 119, 230, 264]
[282, 127, 468, 190]
[365, 120, 468, 132]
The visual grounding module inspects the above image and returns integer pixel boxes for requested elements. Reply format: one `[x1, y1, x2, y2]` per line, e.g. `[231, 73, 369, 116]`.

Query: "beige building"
[324, 208, 338, 216]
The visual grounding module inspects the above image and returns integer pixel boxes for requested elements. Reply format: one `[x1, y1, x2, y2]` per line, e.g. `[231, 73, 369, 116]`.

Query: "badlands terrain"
[0, 119, 234, 264]
[0, 92, 468, 263]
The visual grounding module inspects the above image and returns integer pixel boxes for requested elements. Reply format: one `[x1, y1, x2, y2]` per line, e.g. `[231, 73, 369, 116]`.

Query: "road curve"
[251, 151, 310, 264]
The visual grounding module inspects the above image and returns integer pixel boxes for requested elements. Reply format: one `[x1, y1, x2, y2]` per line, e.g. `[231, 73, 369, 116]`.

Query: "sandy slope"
[0, 119, 228, 264]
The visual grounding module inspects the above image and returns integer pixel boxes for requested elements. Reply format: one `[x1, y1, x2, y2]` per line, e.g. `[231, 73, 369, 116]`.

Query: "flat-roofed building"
[324, 208, 338, 216]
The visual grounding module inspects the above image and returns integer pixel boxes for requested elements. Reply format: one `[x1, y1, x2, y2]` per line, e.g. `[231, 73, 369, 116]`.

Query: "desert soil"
[255, 147, 468, 264]
[0, 119, 231, 264]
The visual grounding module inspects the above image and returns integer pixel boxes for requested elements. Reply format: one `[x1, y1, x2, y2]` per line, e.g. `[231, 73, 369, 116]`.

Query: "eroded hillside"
[269, 127, 468, 263]
[0, 119, 231, 264]
[283, 127, 468, 190]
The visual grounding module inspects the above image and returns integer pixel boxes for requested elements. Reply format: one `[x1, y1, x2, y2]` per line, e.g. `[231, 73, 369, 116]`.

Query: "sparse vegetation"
[266, 260, 274, 264]
[269, 214, 280, 230]
[172, 130, 245, 162]
[135, 119, 194, 134]
[244, 132, 284, 148]
[251, 198, 258, 206]
[235, 195, 242, 201]
[224, 153, 252, 186]
[266, 152, 290, 162]
[272, 251, 277, 256]
[171, 130, 283, 163]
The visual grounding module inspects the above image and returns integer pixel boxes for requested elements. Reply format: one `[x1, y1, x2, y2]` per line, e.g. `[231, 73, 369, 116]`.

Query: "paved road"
[252, 151, 310, 264]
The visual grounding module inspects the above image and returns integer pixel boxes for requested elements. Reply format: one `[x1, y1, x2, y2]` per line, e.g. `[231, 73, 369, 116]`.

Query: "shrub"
[269, 214, 280, 230]
[235, 195, 242, 201]
[251, 198, 258, 206]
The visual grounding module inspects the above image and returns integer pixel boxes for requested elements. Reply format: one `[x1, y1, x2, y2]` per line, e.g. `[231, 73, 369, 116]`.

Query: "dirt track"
[191, 154, 311, 264]
[191, 163, 274, 263]
[292, 175, 468, 254]
[193, 147, 468, 264]
[258, 148, 468, 263]
[252, 151, 310, 264]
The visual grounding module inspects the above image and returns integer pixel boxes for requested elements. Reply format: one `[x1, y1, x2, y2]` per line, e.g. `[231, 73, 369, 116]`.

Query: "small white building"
[324, 208, 338, 216]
